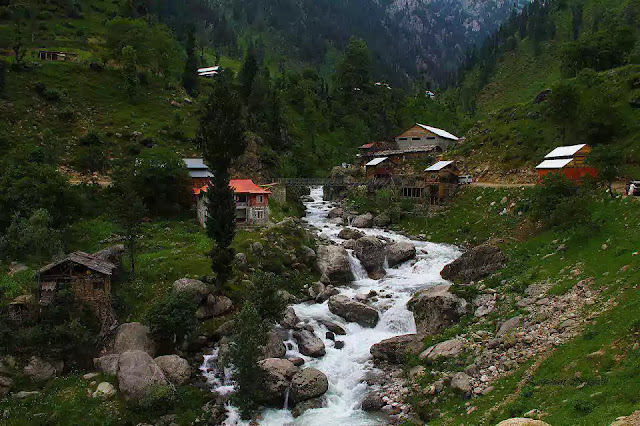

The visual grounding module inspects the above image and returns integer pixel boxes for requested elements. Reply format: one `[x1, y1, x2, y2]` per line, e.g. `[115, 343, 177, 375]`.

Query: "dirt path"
[471, 182, 535, 188]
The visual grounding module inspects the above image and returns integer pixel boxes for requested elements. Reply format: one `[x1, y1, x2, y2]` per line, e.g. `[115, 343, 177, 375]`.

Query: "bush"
[0, 209, 63, 261]
[136, 384, 177, 415]
[530, 173, 594, 229]
[34, 82, 63, 101]
[72, 130, 109, 175]
[144, 291, 198, 345]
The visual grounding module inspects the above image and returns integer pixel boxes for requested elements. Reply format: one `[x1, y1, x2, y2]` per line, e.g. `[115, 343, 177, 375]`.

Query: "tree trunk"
[609, 181, 615, 199]
[129, 236, 136, 275]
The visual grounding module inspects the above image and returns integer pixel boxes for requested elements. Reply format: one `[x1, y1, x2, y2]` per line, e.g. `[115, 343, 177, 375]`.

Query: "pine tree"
[196, 78, 246, 291]
[121, 45, 139, 102]
[182, 24, 199, 97]
[238, 43, 258, 100]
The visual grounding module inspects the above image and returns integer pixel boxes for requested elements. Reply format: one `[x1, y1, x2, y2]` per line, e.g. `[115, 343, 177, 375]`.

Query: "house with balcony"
[194, 179, 271, 227]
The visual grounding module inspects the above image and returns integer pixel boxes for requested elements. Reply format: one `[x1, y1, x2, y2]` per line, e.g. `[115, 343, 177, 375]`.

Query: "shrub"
[530, 173, 594, 229]
[72, 130, 108, 174]
[34, 82, 63, 101]
[144, 291, 198, 345]
[136, 384, 177, 415]
[0, 208, 63, 261]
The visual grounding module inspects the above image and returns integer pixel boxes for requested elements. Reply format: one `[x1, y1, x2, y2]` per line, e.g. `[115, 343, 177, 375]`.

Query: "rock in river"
[386, 242, 416, 267]
[317, 245, 354, 284]
[290, 368, 329, 403]
[293, 330, 325, 358]
[328, 295, 379, 328]
[354, 235, 386, 279]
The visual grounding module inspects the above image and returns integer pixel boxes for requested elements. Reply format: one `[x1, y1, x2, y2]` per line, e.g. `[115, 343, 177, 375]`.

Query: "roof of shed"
[189, 170, 213, 178]
[544, 144, 587, 159]
[365, 157, 389, 166]
[416, 124, 459, 141]
[359, 143, 375, 149]
[425, 160, 455, 171]
[183, 158, 208, 169]
[38, 252, 117, 276]
[536, 158, 574, 169]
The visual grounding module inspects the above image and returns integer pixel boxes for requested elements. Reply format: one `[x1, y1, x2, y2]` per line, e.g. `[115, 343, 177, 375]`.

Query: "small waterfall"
[283, 385, 291, 410]
[347, 251, 368, 281]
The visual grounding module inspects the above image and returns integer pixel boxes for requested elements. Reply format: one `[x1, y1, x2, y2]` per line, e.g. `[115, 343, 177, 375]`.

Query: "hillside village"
[1, 0, 640, 425]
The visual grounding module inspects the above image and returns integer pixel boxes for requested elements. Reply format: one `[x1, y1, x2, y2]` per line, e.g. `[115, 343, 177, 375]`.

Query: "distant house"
[395, 124, 459, 152]
[536, 144, 597, 181]
[195, 179, 271, 227]
[183, 158, 213, 190]
[365, 157, 394, 179]
[38, 50, 78, 62]
[198, 66, 220, 78]
[423, 160, 460, 203]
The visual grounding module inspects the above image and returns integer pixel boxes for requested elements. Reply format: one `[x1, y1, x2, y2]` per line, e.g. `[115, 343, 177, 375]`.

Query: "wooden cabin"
[536, 144, 597, 181]
[424, 160, 460, 203]
[183, 158, 213, 191]
[395, 124, 459, 152]
[37, 50, 78, 62]
[365, 157, 395, 180]
[8, 294, 36, 325]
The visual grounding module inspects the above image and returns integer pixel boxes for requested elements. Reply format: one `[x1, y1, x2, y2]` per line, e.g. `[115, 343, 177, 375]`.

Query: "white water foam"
[201, 186, 461, 425]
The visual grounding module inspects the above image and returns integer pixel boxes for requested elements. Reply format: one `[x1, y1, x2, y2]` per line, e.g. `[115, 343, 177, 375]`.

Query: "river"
[202, 187, 460, 425]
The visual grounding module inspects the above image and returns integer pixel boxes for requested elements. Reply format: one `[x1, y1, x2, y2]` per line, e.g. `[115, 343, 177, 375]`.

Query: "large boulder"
[370, 334, 424, 364]
[197, 294, 234, 319]
[94, 354, 120, 375]
[328, 295, 379, 328]
[293, 330, 325, 358]
[407, 285, 468, 334]
[258, 358, 298, 404]
[361, 391, 385, 411]
[92, 244, 125, 265]
[386, 242, 417, 268]
[290, 368, 329, 403]
[0, 376, 13, 398]
[281, 307, 301, 330]
[351, 213, 374, 228]
[450, 372, 472, 395]
[419, 338, 465, 362]
[154, 355, 191, 385]
[496, 419, 551, 426]
[292, 397, 325, 417]
[114, 322, 156, 356]
[327, 207, 344, 219]
[172, 278, 208, 303]
[117, 350, 168, 400]
[317, 246, 354, 284]
[261, 330, 287, 359]
[354, 236, 386, 279]
[373, 213, 391, 228]
[319, 320, 346, 335]
[337, 228, 365, 240]
[23, 357, 62, 382]
[440, 245, 506, 283]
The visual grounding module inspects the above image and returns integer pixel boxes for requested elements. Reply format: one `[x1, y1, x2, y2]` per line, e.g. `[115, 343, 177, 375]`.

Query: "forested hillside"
[448, 0, 640, 180]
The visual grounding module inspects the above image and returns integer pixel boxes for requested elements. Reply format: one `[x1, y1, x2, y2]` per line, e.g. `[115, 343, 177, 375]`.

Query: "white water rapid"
[202, 187, 461, 425]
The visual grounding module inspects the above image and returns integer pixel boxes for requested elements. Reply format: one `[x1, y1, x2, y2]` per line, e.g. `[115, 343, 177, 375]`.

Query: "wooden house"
[38, 252, 117, 330]
[365, 157, 395, 179]
[195, 179, 271, 227]
[8, 294, 36, 325]
[183, 158, 213, 191]
[536, 144, 597, 181]
[395, 124, 459, 152]
[37, 50, 78, 62]
[424, 160, 460, 203]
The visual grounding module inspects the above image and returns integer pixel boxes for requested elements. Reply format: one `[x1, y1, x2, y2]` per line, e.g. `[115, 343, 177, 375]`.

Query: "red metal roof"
[359, 143, 375, 149]
[193, 179, 271, 195]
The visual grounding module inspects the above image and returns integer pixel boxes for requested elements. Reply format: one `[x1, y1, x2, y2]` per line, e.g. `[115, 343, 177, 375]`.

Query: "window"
[236, 194, 247, 203]
[427, 136, 436, 140]
[254, 210, 264, 219]
[399, 137, 407, 140]
[93, 281, 104, 291]
[257, 195, 264, 203]
[412, 137, 421, 140]
[402, 188, 423, 198]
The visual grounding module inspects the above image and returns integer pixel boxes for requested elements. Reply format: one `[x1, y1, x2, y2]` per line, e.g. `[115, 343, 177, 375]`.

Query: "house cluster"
[183, 159, 271, 228]
[357, 123, 468, 203]
[535, 143, 598, 181]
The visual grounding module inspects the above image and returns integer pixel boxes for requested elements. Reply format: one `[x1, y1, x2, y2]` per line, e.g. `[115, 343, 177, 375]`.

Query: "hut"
[536, 144, 597, 181]
[8, 294, 36, 324]
[424, 160, 460, 203]
[395, 124, 459, 152]
[365, 157, 394, 180]
[37, 50, 78, 62]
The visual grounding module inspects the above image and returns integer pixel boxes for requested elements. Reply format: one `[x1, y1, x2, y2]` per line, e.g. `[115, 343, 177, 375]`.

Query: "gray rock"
[315, 284, 339, 303]
[0, 376, 13, 398]
[334, 340, 345, 349]
[281, 307, 301, 329]
[251, 241, 264, 254]
[171, 278, 208, 303]
[498, 316, 522, 336]
[370, 334, 424, 364]
[13, 391, 40, 398]
[114, 322, 156, 357]
[351, 213, 374, 228]
[117, 350, 168, 400]
[94, 354, 120, 375]
[386, 242, 417, 268]
[293, 330, 325, 358]
[197, 294, 234, 319]
[337, 228, 365, 240]
[354, 236, 386, 279]
[319, 319, 346, 335]
[327, 207, 344, 219]
[317, 245, 354, 284]
[420, 338, 465, 362]
[292, 397, 325, 417]
[261, 330, 287, 359]
[440, 245, 506, 283]
[373, 213, 391, 228]
[450, 372, 472, 395]
[154, 355, 191, 385]
[258, 358, 298, 404]
[407, 284, 468, 334]
[300, 246, 316, 262]
[290, 368, 329, 402]
[288, 357, 305, 367]
[496, 419, 551, 426]
[235, 252, 248, 268]
[361, 391, 385, 411]
[92, 382, 117, 398]
[343, 239, 357, 250]
[23, 357, 62, 382]
[328, 295, 379, 328]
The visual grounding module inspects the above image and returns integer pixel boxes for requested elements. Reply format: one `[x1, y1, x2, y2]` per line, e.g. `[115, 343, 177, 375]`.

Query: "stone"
[315, 285, 339, 303]
[337, 228, 365, 240]
[534, 88, 552, 104]
[281, 307, 301, 329]
[288, 357, 305, 367]
[496, 419, 551, 426]
[154, 355, 191, 385]
[473, 293, 496, 317]
[361, 392, 385, 411]
[171, 278, 208, 303]
[92, 382, 117, 398]
[23, 357, 61, 382]
[354, 236, 386, 279]
[262, 330, 287, 359]
[326, 331, 335, 341]
[259, 358, 298, 404]
[300, 246, 316, 262]
[197, 294, 234, 320]
[327, 207, 344, 219]
[317, 246, 354, 284]
[117, 350, 168, 400]
[83, 372, 100, 380]
[373, 213, 391, 228]
[407, 285, 468, 334]
[440, 245, 506, 283]
[292, 397, 325, 417]
[251, 241, 264, 254]
[319, 319, 346, 335]
[498, 316, 522, 336]
[370, 334, 424, 364]
[328, 295, 379, 328]
[351, 213, 374, 228]
[420, 338, 465, 362]
[290, 368, 329, 402]
[386, 242, 417, 268]
[114, 322, 156, 357]
[92, 244, 125, 265]
[94, 354, 120, 375]
[450, 372, 472, 395]
[293, 330, 326, 358]
[13, 391, 40, 398]
[0, 376, 13, 398]
[334, 341, 345, 349]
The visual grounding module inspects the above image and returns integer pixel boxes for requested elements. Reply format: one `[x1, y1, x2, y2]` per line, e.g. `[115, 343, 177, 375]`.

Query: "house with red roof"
[194, 179, 271, 227]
